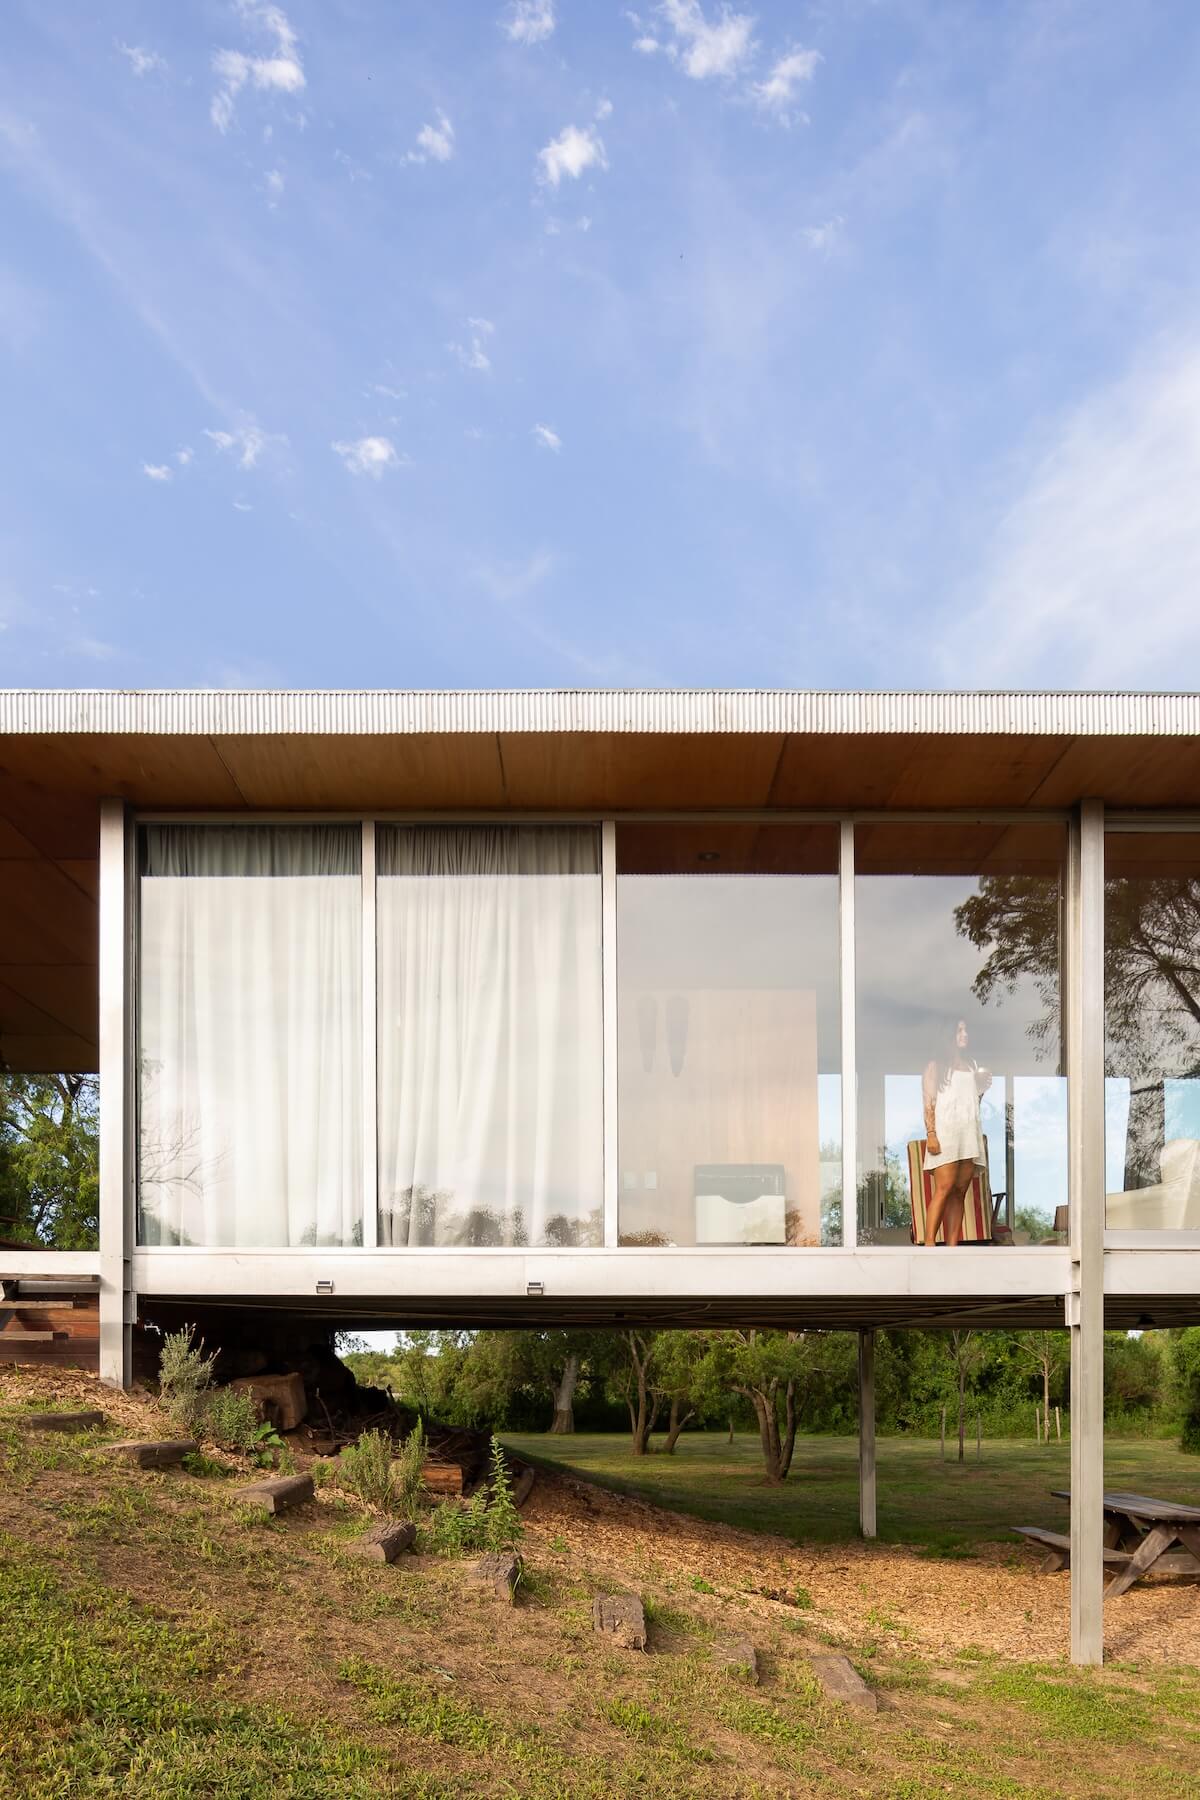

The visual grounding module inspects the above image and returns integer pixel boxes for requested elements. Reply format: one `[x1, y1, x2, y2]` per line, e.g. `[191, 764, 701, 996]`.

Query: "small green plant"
[202, 1387, 263, 1456]
[310, 1458, 334, 1488]
[181, 1449, 230, 1479]
[793, 1585, 813, 1609]
[391, 1419, 426, 1522]
[158, 1326, 218, 1433]
[428, 1438, 525, 1557]
[690, 1575, 715, 1594]
[337, 1429, 397, 1513]
[483, 1438, 523, 1552]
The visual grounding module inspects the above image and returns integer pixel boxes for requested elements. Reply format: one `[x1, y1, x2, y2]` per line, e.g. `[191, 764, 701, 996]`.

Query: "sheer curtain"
[377, 826, 603, 1246]
[138, 825, 362, 1246]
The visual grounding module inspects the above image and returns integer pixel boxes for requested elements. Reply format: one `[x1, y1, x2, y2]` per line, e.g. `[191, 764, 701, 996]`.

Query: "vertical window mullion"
[840, 819, 857, 1250]
[602, 819, 618, 1248]
[361, 819, 378, 1250]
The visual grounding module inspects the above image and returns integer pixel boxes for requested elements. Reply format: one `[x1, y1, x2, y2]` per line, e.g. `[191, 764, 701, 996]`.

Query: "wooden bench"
[1011, 1526, 1130, 1573]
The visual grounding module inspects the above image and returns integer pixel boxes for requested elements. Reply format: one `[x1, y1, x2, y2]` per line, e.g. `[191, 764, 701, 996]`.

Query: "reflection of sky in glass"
[882, 1071, 1065, 1222]
[1106, 1077, 1200, 1191]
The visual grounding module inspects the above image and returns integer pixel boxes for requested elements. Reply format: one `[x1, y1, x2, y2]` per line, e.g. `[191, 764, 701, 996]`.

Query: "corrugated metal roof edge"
[0, 689, 1199, 736]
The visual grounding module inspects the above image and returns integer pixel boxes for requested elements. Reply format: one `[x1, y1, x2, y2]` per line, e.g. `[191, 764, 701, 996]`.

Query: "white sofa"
[1106, 1138, 1200, 1230]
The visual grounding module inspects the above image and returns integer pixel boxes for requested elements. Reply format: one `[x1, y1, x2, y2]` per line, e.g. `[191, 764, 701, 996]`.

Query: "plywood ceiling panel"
[0, 966, 97, 1041]
[499, 733, 786, 809]
[0, 736, 246, 807]
[213, 734, 508, 809]
[1029, 737, 1200, 807]
[0, 775, 99, 860]
[0, 1032, 97, 1074]
[0, 861, 97, 965]
[768, 735, 1074, 808]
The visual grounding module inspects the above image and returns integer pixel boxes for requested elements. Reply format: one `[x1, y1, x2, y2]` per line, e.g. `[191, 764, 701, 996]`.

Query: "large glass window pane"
[138, 824, 363, 1246]
[855, 823, 1066, 1245]
[1105, 831, 1200, 1230]
[617, 824, 840, 1247]
[377, 825, 603, 1247]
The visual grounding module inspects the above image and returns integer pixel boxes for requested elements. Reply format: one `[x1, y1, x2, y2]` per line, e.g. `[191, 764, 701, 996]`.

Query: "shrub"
[337, 1429, 397, 1513]
[427, 1438, 524, 1557]
[391, 1419, 426, 1522]
[483, 1437, 523, 1552]
[158, 1327, 217, 1434]
[202, 1387, 262, 1455]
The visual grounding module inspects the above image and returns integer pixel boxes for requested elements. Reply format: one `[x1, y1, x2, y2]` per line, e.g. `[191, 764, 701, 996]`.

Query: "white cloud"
[204, 423, 283, 469]
[595, 98, 614, 122]
[232, 499, 253, 511]
[449, 318, 494, 372]
[412, 112, 455, 163]
[944, 340, 1200, 686]
[532, 423, 562, 452]
[753, 47, 820, 118]
[141, 462, 172, 481]
[537, 124, 607, 187]
[643, 1, 757, 81]
[801, 215, 843, 254]
[334, 148, 372, 182]
[211, 3, 305, 135]
[118, 43, 166, 78]
[265, 167, 285, 198]
[331, 435, 406, 478]
[175, 446, 194, 465]
[502, 0, 556, 44]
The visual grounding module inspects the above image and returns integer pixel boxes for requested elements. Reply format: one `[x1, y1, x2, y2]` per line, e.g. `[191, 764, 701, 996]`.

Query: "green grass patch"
[338, 1656, 505, 1749]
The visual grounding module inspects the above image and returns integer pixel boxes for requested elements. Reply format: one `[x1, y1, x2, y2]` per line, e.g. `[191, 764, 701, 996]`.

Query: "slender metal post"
[1068, 799, 1105, 1664]
[858, 1328, 876, 1537]
[98, 799, 134, 1388]
[839, 821, 857, 1248]
[361, 820, 378, 1250]
[602, 820, 619, 1248]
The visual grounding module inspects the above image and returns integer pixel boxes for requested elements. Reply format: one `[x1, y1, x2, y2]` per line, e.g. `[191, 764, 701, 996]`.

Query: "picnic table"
[1050, 1490, 1200, 1598]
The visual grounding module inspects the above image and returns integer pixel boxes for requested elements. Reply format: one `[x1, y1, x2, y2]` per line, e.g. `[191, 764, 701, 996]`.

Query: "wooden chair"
[906, 1137, 1005, 1244]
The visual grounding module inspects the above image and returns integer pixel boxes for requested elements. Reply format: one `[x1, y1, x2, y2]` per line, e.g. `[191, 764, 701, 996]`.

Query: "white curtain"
[138, 825, 362, 1246]
[377, 826, 603, 1246]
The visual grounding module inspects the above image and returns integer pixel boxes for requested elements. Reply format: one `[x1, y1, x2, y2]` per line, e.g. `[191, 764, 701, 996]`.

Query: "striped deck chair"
[906, 1137, 998, 1244]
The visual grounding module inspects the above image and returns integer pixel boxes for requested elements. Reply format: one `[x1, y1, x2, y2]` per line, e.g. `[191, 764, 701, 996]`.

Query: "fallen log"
[233, 1474, 315, 1516]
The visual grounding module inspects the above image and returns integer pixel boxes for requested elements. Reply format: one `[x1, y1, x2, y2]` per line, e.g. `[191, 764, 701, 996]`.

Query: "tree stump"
[714, 1638, 759, 1683]
[25, 1410, 105, 1433]
[227, 1372, 307, 1431]
[353, 1521, 416, 1563]
[420, 1462, 463, 1495]
[592, 1593, 647, 1651]
[810, 1655, 878, 1711]
[97, 1439, 197, 1469]
[233, 1474, 314, 1516]
[470, 1552, 521, 1601]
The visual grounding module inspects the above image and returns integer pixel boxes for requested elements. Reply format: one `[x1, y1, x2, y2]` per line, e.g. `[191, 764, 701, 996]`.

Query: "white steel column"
[360, 821, 378, 1250]
[858, 1328, 877, 1538]
[602, 821, 619, 1247]
[839, 821, 857, 1248]
[98, 799, 134, 1388]
[1068, 799, 1106, 1664]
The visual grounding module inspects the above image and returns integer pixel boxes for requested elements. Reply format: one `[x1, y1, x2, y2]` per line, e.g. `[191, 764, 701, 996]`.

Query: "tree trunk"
[1124, 1078, 1165, 1189]
[626, 1333, 659, 1455]
[957, 1365, 966, 1463]
[779, 1378, 799, 1480]
[661, 1395, 694, 1454]
[548, 1352, 580, 1433]
[744, 1386, 785, 1484]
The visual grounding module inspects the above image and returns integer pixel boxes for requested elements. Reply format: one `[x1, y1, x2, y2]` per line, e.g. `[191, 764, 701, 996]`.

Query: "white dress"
[924, 1066, 986, 1171]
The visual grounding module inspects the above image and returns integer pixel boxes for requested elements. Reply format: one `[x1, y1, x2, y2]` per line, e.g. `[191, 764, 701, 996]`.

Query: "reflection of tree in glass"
[383, 1184, 601, 1248]
[957, 871, 1200, 1188]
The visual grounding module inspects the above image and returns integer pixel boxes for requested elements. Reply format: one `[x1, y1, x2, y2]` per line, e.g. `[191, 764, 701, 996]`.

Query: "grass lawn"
[500, 1431, 1200, 1551]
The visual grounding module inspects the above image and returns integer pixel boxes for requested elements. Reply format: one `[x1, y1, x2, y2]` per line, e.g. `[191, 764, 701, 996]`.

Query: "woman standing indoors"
[922, 1019, 991, 1246]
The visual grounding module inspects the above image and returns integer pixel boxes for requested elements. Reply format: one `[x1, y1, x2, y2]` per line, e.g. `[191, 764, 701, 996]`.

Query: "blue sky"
[2, 0, 1199, 691]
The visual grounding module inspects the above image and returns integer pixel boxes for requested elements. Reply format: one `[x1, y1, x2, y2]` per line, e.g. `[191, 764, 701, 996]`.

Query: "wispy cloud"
[405, 110, 455, 165]
[637, 1, 757, 81]
[204, 423, 284, 469]
[264, 167, 285, 201]
[944, 339, 1200, 686]
[449, 317, 494, 372]
[502, 0, 556, 45]
[331, 435, 407, 477]
[801, 215, 843, 254]
[117, 43, 166, 78]
[532, 422, 562, 452]
[142, 461, 172, 482]
[211, 3, 305, 135]
[175, 446, 194, 466]
[537, 123, 608, 187]
[753, 47, 820, 119]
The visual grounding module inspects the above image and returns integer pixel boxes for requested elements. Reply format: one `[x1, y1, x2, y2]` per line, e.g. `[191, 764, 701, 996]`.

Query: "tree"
[1169, 1329, 1200, 1454]
[1013, 1331, 1069, 1432]
[946, 1331, 988, 1461]
[652, 1330, 702, 1453]
[689, 1330, 837, 1484]
[0, 1073, 99, 1248]
[610, 1329, 661, 1455]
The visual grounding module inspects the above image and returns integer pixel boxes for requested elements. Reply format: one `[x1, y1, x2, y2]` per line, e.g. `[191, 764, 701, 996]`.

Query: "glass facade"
[376, 825, 604, 1247]
[615, 824, 840, 1246]
[137, 824, 363, 1246]
[1104, 832, 1200, 1231]
[854, 823, 1067, 1245]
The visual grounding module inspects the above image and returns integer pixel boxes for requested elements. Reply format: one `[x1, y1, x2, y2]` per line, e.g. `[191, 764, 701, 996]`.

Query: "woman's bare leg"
[924, 1163, 959, 1246]
[942, 1159, 975, 1246]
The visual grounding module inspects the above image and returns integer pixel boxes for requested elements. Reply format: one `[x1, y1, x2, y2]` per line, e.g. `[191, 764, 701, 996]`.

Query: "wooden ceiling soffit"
[498, 732, 786, 810]
[212, 734, 508, 809]
[1027, 737, 1200, 808]
[0, 1031, 97, 1075]
[0, 965, 98, 1041]
[0, 736, 245, 808]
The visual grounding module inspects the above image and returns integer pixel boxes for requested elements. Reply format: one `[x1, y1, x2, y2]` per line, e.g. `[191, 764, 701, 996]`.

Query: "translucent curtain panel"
[377, 825, 603, 1247]
[138, 824, 363, 1246]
